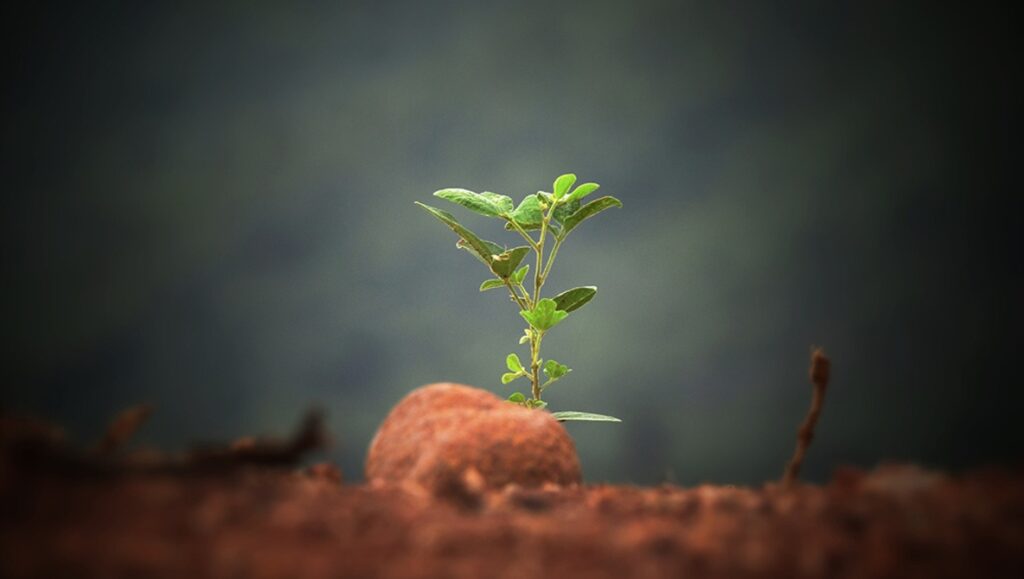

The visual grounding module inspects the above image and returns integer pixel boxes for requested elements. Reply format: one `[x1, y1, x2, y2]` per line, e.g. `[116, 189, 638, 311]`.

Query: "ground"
[2, 456, 1022, 578]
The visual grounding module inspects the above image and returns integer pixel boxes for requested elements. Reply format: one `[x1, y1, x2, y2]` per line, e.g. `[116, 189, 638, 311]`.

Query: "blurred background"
[2, 1, 1018, 485]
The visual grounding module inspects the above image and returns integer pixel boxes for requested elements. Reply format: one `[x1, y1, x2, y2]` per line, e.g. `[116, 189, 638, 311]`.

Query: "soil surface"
[2, 457, 1022, 578]
[2, 405, 1022, 578]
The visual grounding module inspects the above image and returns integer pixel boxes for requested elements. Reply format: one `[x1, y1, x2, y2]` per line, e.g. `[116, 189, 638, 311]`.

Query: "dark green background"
[3, 1, 1018, 484]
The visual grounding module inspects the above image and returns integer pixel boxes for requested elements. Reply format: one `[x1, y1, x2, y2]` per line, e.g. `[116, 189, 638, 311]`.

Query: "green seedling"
[417, 173, 622, 423]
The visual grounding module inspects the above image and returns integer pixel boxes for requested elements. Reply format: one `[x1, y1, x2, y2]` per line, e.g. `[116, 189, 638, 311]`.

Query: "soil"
[2, 404, 1022, 578]
[366, 383, 581, 490]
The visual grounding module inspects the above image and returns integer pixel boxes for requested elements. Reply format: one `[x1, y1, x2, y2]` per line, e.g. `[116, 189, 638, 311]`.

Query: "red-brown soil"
[2, 405, 1022, 578]
[2, 458, 1022, 578]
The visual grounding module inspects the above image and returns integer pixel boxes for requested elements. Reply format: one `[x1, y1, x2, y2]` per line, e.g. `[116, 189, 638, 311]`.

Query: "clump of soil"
[365, 383, 581, 491]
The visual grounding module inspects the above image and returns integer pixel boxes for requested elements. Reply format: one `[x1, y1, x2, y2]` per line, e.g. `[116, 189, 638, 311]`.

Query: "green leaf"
[552, 197, 580, 225]
[416, 202, 500, 268]
[552, 173, 577, 199]
[558, 196, 623, 238]
[519, 298, 569, 332]
[551, 411, 622, 423]
[526, 399, 548, 409]
[543, 359, 570, 380]
[552, 286, 597, 313]
[507, 392, 527, 403]
[518, 330, 531, 344]
[502, 372, 522, 384]
[433, 188, 503, 217]
[568, 182, 600, 202]
[478, 191, 514, 214]
[490, 246, 530, 278]
[506, 353, 523, 373]
[509, 194, 544, 229]
[479, 279, 505, 292]
[512, 264, 529, 285]
[456, 238, 504, 269]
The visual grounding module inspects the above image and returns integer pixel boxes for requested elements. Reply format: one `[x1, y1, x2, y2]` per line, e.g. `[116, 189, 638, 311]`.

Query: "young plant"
[416, 173, 622, 423]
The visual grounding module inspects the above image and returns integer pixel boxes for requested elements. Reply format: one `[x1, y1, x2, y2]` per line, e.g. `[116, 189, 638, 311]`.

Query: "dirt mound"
[365, 383, 582, 491]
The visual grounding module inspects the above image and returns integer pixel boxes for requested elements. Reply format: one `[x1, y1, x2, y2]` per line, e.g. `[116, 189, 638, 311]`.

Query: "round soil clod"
[365, 383, 582, 491]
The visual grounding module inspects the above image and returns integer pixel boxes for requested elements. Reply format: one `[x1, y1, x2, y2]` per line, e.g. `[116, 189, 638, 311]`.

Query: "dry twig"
[782, 347, 831, 487]
[188, 409, 329, 468]
[2, 407, 329, 475]
[95, 404, 153, 454]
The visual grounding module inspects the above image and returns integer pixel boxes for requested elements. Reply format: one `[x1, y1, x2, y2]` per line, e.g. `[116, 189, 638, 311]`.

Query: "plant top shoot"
[417, 173, 622, 423]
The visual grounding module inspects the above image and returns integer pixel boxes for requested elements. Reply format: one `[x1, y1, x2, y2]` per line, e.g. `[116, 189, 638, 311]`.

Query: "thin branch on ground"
[782, 347, 831, 487]
[94, 404, 153, 454]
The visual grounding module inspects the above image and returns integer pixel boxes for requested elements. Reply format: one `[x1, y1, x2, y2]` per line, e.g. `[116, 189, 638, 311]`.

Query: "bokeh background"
[3, 1, 1018, 485]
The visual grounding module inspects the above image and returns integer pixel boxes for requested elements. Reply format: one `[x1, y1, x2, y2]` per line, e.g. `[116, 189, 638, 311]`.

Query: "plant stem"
[532, 200, 560, 304]
[541, 237, 562, 281]
[502, 280, 529, 311]
[529, 237, 544, 398]
[525, 199, 566, 402]
[505, 218, 539, 251]
[530, 331, 543, 400]
[533, 241, 545, 304]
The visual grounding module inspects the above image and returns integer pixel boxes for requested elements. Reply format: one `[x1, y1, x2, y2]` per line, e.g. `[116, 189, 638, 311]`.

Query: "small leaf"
[552, 173, 577, 199]
[543, 359, 570, 380]
[513, 264, 529, 285]
[490, 246, 531, 278]
[502, 372, 523, 384]
[551, 411, 622, 423]
[509, 194, 544, 229]
[507, 392, 527, 403]
[433, 188, 503, 217]
[518, 332, 531, 345]
[478, 191, 514, 214]
[568, 182, 600, 202]
[527, 399, 548, 409]
[558, 196, 623, 238]
[519, 298, 569, 332]
[552, 286, 597, 313]
[506, 353, 523, 373]
[480, 279, 505, 292]
[417, 202, 499, 268]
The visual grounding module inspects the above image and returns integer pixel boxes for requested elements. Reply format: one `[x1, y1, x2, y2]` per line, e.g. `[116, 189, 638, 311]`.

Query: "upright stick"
[782, 348, 831, 487]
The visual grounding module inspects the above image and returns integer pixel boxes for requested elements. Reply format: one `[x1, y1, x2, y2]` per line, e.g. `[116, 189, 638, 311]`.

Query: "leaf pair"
[541, 359, 570, 392]
[482, 263, 530, 292]
[435, 186, 546, 233]
[543, 360, 569, 381]
[502, 353, 527, 384]
[520, 298, 568, 332]
[553, 173, 601, 203]
[508, 392, 547, 409]
[427, 181, 621, 244]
